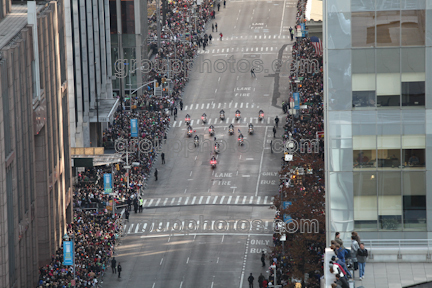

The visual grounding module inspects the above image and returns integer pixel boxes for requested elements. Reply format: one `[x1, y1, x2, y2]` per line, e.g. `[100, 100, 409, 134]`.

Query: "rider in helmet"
[236, 109, 241, 114]
[220, 109, 225, 114]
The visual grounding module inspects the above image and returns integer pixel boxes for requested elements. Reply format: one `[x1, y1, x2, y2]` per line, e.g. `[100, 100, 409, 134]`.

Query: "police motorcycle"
[248, 123, 254, 135]
[187, 125, 193, 137]
[210, 156, 217, 168]
[238, 133, 244, 146]
[220, 109, 225, 120]
[185, 114, 191, 125]
[209, 125, 215, 136]
[194, 135, 199, 147]
[228, 124, 234, 135]
[235, 110, 241, 120]
[214, 142, 220, 154]
[258, 110, 264, 121]
[201, 113, 207, 124]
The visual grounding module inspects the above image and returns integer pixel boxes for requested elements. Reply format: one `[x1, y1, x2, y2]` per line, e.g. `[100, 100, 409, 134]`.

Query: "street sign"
[285, 154, 293, 161]
[123, 165, 131, 169]
[283, 201, 292, 210]
[63, 241, 73, 265]
[104, 173, 112, 194]
[131, 119, 138, 137]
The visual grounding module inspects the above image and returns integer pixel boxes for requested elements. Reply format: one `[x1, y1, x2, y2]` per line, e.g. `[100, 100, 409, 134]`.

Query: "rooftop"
[0, 3, 45, 50]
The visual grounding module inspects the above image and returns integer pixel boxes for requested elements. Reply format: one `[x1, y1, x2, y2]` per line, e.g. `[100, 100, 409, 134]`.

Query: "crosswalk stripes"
[198, 46, 281, 54]
[131, 195, 275, 208]
[124, 220, 276, 234]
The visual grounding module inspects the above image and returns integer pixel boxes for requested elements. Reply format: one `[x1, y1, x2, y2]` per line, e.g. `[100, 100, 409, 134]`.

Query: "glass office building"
[323, 0, 432, 242]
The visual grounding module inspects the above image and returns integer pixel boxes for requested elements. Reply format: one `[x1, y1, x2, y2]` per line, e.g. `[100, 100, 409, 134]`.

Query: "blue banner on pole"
[104, 174, 112, 194]
[63, 241, 73, 265]
[301, 23, 306, 37]
[293, 93, 300, 109]
[131, 119, 138, 137]
[283, 201, 292, 223]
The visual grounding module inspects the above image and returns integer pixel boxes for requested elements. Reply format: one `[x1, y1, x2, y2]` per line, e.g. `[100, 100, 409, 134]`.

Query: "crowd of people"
[267, 0, 326, 287]
[38, 0, 215, 286]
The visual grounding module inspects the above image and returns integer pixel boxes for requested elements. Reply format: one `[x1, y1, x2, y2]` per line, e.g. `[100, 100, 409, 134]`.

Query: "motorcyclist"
[220, 109, 225, 114]
[202, 113, 207, 123]
[188, 125, 193, 132]
[185, 114, 191, 124]
[236, 109, 241, 115]
[235, 110, 241, 119]
[211, 155, 217, 164]
[259, 110, 264, 119]
[275, 115, 279, 127]
[228, 124, 234, 134]
[209, 125, 215, 134]
[194, 135, 199, 141]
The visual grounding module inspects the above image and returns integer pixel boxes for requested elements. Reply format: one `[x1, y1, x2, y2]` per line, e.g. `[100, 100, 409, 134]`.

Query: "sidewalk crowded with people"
[37, 0, 215, 286]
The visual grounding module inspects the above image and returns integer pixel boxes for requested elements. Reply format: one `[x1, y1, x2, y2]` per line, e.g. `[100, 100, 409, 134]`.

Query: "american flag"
[310, 36, 323, 56]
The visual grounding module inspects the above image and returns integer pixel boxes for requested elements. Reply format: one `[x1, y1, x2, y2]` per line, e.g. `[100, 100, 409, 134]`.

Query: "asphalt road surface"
[104, 0, 296, 287]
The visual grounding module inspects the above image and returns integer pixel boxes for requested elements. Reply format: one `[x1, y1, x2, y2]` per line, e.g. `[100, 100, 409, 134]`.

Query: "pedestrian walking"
[154, 168, 158, 181]
[164, 133, 167, 144]
[290, 29, 294, 41]
[261, 251, 266, 267]
[209, 34, 212, 43]
[224, 0, 226, 7]
[219, 32, 223, 40]
[170, 106, 173, 115]
[217, 3, 220, 11]
[161, 152, 165, 164]
[111, 257, 117, 273]
[117, 263, 122, 278]
[180, 100, 183, 110]
[203, 42, 206, 50]
[251, 68, 256, 77]
[289, 26, 293, 40]
[139, 198, 143, 212]
[174, 107, 178, 115]
[270, 140, 273, 153]
[275, 116, 279, 127]
[248, 273, 255, 288]
[212, 23, 214, 32]
[215, 22, 218, 32]
[273, 126, 276, 138]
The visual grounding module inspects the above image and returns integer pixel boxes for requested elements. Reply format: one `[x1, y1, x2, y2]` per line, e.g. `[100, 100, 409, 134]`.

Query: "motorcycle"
[210, 159, 217, 168]
[238, 136, 244, 146]
[248, 126, 254, 135]
[228, 126, 234, 135]
[201, 115, 207, 124]
[235, 112, 241, 120]
[259, 111, 264, 121]
[194, 137, 199, 147]
[214, 144, 220, 154]
[220, 112, 225, 120]
[209, 127, 215, 136]
[187, 127, 193, 137]
[185, 117, 191, 125]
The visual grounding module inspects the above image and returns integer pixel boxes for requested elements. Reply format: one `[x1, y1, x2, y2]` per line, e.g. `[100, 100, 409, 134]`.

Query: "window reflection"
[401, 10, 425, 46]
[121, 0, 135, 34]
[376, 11, 401, 47]
[402, 172, 426, 230]
[378, 172, 402, 230]
[352, 12, 376, 47]
[354, 172, 378, 230]
[401, 81, 425, 106]
[352, 91, 376, 108]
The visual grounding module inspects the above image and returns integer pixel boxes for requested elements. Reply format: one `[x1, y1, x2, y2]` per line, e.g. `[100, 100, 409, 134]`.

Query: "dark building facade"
[0, 1, 72, 287]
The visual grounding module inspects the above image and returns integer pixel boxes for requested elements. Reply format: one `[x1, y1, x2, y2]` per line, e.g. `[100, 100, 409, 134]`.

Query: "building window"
[109, 0, 118, 34]
[352, 12, 376, 47]
[352, 91, 376, 108]
[401, 10, 425, 46]
[121, 0, 135, 34]
[354, 172, 378, 230]
[376, 11, 401, 47]
[377, 149, 400, 168]
[402, 172, 426, 230]
[378, 172, 402, 230]
[401, 81, 425, 106]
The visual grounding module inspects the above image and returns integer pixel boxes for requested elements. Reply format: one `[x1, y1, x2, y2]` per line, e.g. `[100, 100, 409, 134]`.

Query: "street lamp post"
[268, 264, 282, 288]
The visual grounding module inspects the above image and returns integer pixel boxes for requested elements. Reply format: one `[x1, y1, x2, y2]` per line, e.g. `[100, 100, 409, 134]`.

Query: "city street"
[103, 0, 297, 286]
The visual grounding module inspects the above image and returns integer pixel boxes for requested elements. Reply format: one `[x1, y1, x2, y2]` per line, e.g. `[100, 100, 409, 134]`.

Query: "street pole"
[126, 149, 129, 193]
[73, 234, 76, 285]
[96, 92, 100, 147]
[157, 0, 161, 48]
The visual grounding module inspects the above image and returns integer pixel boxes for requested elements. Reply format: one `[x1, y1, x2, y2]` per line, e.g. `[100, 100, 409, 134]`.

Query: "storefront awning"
[89, 98, 119, 123]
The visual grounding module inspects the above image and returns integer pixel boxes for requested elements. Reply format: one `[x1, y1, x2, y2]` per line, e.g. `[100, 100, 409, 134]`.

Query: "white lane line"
[213, 196, 219, 204]
[232, 118, 235, 124]
[218, 76, 221, 82]
[255, 126, 268, 196]
[163, 198, 168, 206]
[186, 257, 190, 264]
[160, 258, 164, 265]
[242, 175, 250, 177]
[171, 198, 175, 205]
[184, 105, 188, 111]
[268, 116, 270, 123]
[184, 188, 187, 194]
[184, 197, 189, 205]
[240, 103, 243, 108]
[135, 223, 140, 233]
[179, 281, 183, 288]
[208, 118, 212, 124]
[142, 199, 147, 207]
[190, 171, 193, 176]
[178, 197, 182, 205]
[147, 199, 154, 207]
[201, 103, 204, 109]
[220, 196, 225, 204]
[191, 196, 196, 205]
[264, 196, 268, 204]
[246, 103, 249, 108]
[235, 102, 238, 108]
[199, 196, 203, 204]
[242, 196, 247, 204]
[226, 117, 229, 122]
[280, 0, 287, 36]
[179, 121, 182, 126]
[215, 88, 217, 93]
[207, 196, 211, 204]
[196, 104, 199, 109]
[249, 196, 254, 204]
[227, 196, 232, 204]
[142, 223, 148, 232]
[207, 103, 210, 109]
[271, 197, 275, 204]
[218, 103, 221, 108]
[128, 224, 134, 234]
[235, 196, 240, 204]
[155, 198, 161, 206]
[173, 121, 177, 126]
[257, 196, 261, 204]
[214, 118, 218, 124]
[152, 283, 155, 288]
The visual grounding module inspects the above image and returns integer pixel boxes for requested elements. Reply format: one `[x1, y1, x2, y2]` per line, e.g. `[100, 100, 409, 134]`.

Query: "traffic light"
[116, 164, 120, 171]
